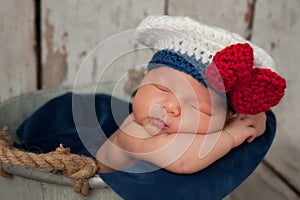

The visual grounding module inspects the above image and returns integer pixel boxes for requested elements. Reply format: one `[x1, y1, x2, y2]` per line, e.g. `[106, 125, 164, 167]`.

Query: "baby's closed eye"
[153, 83, 170, 93]
[189, 101, 212, 115]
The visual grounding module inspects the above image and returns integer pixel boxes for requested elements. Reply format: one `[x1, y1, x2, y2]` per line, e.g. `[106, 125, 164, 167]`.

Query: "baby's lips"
[150, 117, 166, 129]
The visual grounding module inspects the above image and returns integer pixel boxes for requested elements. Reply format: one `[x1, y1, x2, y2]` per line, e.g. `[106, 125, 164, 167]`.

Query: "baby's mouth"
[150, 117, 168, 129]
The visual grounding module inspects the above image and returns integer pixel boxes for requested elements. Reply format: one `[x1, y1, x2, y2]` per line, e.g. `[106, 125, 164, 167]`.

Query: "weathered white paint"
[0, 0, 36, 102]
[252, 0, 300, 191]
[168, 0, 251, 38]
[41, 0, 164, 89]
[229, 163, 299, 200]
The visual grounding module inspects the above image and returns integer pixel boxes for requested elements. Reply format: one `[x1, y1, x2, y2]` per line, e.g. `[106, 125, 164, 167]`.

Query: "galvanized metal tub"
[0, 83, 124, 200]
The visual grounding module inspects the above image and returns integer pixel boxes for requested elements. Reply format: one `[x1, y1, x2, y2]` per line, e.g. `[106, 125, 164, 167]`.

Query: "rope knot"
[0, 126, 14, 147]
[55, 144, 71, 154]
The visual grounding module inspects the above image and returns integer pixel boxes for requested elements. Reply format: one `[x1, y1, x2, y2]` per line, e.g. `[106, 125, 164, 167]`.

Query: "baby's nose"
[163, 95, 181, 116]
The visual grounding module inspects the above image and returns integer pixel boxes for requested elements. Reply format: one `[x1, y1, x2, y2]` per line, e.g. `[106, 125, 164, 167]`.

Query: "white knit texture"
[135, 15, 276, 71]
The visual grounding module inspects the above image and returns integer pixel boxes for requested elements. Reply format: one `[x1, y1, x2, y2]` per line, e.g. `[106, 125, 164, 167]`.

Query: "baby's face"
[132, 67, 229, 136]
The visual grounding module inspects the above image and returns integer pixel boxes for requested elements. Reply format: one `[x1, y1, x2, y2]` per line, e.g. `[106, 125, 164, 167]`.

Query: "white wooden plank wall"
[252, 0, 300, 195]
[0, 0, 299, 199]
[41, 0, 164, 88]
[0, 0, 36, 102]
[168, 0, 250, 38]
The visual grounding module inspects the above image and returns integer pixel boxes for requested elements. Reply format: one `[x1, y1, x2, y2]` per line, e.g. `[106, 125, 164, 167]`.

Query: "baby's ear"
[124, 67, 147, 96]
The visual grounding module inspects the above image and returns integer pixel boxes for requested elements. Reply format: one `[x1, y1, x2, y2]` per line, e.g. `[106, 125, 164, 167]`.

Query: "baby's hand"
[224, 113, 266, 148]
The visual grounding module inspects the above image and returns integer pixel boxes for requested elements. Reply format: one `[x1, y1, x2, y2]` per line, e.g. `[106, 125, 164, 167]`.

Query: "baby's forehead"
[145, 67, 196, 87]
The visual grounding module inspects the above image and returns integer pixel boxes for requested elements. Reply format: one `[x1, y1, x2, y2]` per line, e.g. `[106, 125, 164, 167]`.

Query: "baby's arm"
[166, 113, 267, 173]
[96, 113, 266, 173]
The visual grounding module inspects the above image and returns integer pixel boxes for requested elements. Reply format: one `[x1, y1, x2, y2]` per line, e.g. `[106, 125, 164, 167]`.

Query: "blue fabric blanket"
[16, 93, 276, 200]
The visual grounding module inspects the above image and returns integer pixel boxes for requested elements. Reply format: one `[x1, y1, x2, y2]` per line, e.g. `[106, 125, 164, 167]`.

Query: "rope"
[0, 126, 98, 196]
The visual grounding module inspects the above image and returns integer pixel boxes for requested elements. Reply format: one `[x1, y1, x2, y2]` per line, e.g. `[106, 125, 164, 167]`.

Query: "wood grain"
[41, 0, 164, 89]
[0, 0, 36, 102]
[168, 0, 251, 38]
[252, 0, 300, 193]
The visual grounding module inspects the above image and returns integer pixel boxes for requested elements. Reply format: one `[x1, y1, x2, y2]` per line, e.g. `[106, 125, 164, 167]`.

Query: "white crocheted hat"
[135, 15, 275, 71]
[134, 15, 286, 115]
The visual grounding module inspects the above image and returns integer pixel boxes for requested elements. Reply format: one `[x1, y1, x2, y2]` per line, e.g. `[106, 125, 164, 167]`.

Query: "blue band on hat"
[148, 50, 209, 87]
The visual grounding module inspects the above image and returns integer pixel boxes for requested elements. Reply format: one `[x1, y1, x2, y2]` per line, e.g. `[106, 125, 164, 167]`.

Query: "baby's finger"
[247, 135, 256, 143]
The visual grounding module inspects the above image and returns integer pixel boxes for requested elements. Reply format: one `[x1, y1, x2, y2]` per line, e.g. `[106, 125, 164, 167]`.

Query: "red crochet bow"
[205, 43, 286, 114]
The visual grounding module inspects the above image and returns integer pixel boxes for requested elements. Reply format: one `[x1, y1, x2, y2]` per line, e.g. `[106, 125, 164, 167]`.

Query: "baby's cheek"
[209, 114, 227, 132]
[177, 112, 201, 133]
[132, 107, 143, 125]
